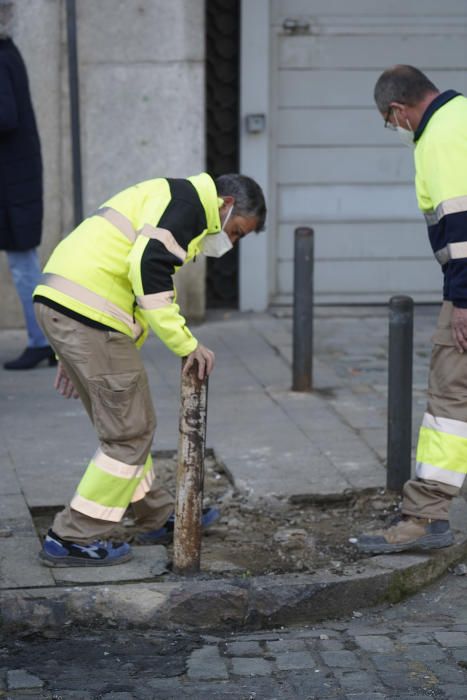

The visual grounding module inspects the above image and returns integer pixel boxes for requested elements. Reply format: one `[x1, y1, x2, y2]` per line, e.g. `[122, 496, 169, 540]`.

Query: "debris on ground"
[145, 453, 399, 576]
[33, 452, 402, 577]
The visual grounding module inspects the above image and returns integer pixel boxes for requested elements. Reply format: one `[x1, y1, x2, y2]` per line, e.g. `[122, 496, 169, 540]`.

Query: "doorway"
[205, 0, 240, 308]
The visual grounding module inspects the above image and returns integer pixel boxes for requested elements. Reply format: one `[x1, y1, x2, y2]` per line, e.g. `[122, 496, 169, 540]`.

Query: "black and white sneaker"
[39, 529, 133, 567]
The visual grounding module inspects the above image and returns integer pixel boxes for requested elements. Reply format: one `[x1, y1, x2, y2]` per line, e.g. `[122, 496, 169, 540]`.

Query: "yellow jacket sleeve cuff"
[141, 304, 198, 356]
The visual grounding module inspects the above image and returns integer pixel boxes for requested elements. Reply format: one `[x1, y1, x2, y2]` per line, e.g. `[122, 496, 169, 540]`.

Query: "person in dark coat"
[0, 35, 55, 369]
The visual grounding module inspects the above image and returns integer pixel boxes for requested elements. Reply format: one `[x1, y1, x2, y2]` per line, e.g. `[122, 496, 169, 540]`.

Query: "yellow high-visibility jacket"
[414, 91, 467, 307]
[34, 173, 222, 355]
[413, 91, 467, 489]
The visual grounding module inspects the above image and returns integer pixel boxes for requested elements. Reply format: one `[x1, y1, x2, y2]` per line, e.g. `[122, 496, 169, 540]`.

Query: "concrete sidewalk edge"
[2, 536, 466, 634]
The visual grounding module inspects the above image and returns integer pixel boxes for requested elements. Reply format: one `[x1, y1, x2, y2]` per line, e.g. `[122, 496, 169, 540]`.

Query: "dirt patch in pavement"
[137, 452, 400, 577]
[32, 452, 400, 577]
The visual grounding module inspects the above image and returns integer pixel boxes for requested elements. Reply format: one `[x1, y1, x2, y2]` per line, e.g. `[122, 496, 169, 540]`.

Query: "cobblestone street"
[1, 569, 467, 699]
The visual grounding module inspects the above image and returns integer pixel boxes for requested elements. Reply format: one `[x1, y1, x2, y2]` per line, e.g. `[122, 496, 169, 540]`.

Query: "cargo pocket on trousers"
[88, 372, 155, 442]
[429, 332, 467, 400]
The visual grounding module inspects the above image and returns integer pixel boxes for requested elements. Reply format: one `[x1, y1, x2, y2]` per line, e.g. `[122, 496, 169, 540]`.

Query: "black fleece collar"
[414, 90, 461, 142]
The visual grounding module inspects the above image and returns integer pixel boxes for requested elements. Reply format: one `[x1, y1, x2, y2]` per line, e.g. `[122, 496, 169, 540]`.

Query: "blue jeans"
[6, 248, 48, 348]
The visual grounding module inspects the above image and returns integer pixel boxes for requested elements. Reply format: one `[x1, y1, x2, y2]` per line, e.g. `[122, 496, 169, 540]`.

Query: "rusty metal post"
[173, 358, 208, 575]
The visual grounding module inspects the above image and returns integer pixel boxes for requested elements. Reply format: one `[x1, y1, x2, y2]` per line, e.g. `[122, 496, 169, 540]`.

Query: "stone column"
[0, 0, 206, 329]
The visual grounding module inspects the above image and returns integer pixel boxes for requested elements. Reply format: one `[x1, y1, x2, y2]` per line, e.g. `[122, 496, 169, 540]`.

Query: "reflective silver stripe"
[93, 448, 145, 480]
[139, 224, 187, 262]
[424, 195, 467, 225]
[438, 195, 467, 219]
[136, 291, 174, 310]
[434, 246, 450, 265]
[448, 242, 467, 260]
[42, 273, 143, 340]
[422, 412, 467, 439]
[434, 242, 467, 264]
[94, 208, 187, 262]
[94, 207, 136, 243]
[424, 210, 438, 227]
[70, 493, 127, 522]
[416, 461, 466, 488]
[131, 467, 155, 502]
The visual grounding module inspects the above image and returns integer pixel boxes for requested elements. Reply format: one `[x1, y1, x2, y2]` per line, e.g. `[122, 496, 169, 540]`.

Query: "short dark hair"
[215, 174, 267, 232]
[374, 65, 439, 115]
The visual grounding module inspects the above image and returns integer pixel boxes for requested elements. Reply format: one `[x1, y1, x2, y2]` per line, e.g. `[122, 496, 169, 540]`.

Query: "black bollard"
[387, 295, 414, 491]
[292, 227, 314, 392]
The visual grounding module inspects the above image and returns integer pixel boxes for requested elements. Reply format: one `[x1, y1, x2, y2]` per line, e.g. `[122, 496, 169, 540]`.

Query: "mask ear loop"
[393, 109, 413, 133]
[221, 205, 234, 231]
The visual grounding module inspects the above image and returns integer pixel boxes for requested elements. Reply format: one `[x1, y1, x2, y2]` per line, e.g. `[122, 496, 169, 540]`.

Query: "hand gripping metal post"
[173, 358, 208, 575]
[292, 227, 314, 391]
[387, 295, 414, 492]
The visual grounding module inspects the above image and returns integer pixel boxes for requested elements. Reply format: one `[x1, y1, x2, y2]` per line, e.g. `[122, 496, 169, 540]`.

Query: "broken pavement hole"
[29, 451, 401, 578]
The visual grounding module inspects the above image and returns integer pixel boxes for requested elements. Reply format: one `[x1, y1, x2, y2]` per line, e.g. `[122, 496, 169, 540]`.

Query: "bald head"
[374, 65, 439, 115]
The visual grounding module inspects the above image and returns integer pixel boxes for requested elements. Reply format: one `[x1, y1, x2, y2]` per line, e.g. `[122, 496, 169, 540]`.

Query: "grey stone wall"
[0, 0, 206, 330]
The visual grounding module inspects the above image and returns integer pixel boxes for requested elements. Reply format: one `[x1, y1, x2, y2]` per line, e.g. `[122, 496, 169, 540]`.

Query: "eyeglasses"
[384, 107, 397, 131]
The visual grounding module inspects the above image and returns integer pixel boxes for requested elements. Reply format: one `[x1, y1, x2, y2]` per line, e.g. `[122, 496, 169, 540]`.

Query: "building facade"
[1, 0, 467, 330]
[240, 0, 467, 310]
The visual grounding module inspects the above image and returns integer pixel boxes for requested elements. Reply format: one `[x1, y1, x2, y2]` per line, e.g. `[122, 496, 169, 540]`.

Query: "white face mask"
[394, 113, 414, 147]
[201, 206, 234, 258]
[396, 125, 414, 147]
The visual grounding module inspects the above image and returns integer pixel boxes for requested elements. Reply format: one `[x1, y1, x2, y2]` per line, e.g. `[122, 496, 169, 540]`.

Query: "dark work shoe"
[39, 529, 133, 567]
[134, 507, 221, 545]
[3, 346, 57, 370]
[351, 516, 454, 555]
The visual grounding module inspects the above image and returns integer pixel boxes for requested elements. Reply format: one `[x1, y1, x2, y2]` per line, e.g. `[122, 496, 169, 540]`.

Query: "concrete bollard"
[173, 358, 208, 575]
[292, 227, 314, 391]
[387, 295, 414, 492]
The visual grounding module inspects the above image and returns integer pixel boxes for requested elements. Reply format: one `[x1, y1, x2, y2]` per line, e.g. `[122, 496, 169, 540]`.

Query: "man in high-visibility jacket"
[34, 172, 266, 566]
[355, 65, 467, 554]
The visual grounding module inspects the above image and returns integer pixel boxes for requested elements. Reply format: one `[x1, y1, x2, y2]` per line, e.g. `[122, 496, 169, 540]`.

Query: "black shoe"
[3, 346, 57, 370]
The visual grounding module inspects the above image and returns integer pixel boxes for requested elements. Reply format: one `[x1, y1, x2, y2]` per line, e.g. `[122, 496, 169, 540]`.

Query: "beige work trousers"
[402, 301, 466, 520]
[35, 303, 173, 544]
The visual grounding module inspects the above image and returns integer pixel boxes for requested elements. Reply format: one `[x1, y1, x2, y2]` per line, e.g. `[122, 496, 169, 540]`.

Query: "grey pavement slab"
[7, 668, 44, 690]
[224, 640, 263, 656]
[230, 656, 273, 676]
[50, 544, 168, 585]
[0, 446, 22, 496]
[354, 635, 396, 653]
[0, 493, 36, 536]
[187, 646, 229, 680]
[274, 650, 316, 670]
[0, 535, 55, 588]
[266, 638, 308, 653]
